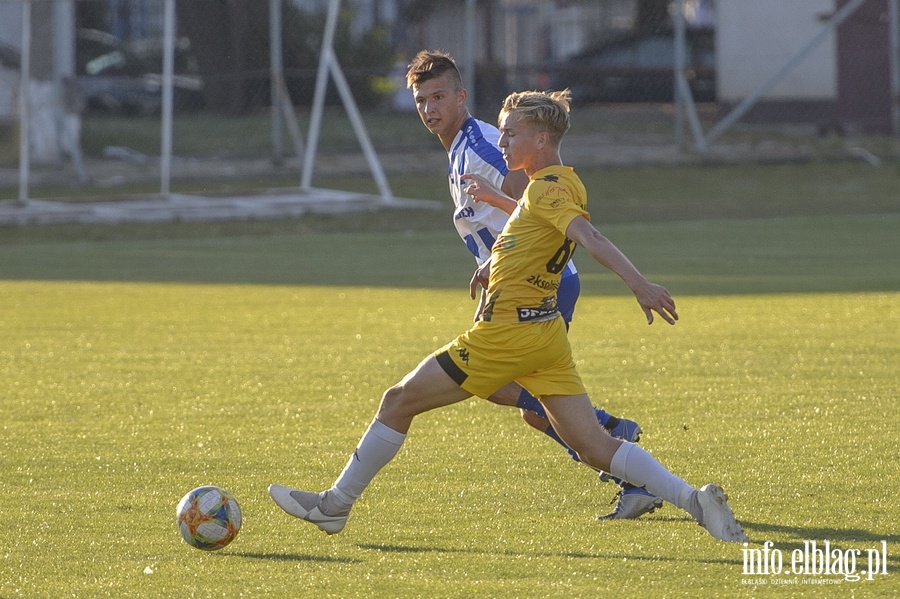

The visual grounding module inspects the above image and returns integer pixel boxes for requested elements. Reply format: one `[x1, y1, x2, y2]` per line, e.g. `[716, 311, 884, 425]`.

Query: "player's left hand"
[634, 282, 678, 325]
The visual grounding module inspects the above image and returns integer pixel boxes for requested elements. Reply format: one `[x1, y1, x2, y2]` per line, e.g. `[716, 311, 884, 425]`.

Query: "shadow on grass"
[356, 513, 900, 567]
[356, 542, 741, 566]
[356, 543, 464, 554]
[738, 521, 900, 569]
[638, 515, 898, 547]
[739, 520, 900, 546]
[232, 551, 361, 564]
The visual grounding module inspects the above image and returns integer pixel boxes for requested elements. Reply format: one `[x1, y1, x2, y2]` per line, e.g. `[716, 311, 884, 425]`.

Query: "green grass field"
[1, 202, 898, 596]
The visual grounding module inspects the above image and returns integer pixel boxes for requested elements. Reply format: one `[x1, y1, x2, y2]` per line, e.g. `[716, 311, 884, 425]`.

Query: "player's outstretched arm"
[461, 173, 518, 214]
[566, 216, 678, 325]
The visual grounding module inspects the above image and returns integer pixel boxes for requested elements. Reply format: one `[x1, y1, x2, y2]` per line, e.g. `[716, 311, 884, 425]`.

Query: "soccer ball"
[176, 485, 242, 550]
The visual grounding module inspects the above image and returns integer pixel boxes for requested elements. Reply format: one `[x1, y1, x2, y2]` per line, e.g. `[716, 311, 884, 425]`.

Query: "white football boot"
[268, 484, 349, 535]
[696, 483, 749, 542]
[597, 484, 664, 520]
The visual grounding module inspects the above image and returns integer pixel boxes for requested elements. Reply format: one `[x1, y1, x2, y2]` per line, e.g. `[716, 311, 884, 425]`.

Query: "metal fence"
[1, 0, 898, 208]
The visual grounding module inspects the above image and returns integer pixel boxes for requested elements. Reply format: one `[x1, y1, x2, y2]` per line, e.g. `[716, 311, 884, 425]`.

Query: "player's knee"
[378, 384, 404, 413]
[377, 383, 417, 421]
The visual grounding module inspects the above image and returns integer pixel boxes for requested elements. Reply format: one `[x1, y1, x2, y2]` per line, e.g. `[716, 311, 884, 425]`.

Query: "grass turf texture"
[1, 213, 898, 597]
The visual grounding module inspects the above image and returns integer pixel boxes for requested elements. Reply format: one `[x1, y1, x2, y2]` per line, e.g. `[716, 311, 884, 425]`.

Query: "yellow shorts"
[434, 316, 587, 400]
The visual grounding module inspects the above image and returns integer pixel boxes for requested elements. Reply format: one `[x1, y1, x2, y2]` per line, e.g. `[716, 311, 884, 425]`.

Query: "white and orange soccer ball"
[176, 485, 242, 550]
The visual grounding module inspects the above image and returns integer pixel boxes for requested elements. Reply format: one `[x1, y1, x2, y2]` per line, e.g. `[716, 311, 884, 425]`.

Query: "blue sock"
[518, 389, 613, 429]
[543, 424, 580, 462]
[515, 389, 577, 460]
[515, 388, 546, 417]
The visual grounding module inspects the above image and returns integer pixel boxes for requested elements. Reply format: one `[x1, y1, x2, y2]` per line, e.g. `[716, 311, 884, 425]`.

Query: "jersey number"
[546, 238, 574, 274]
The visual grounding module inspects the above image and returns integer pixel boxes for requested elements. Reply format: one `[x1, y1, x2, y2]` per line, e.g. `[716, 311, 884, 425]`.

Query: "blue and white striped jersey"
[447, 117, 514, 266]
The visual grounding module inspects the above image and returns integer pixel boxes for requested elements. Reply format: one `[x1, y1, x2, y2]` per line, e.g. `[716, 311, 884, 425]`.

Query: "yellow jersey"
[480, 165, 588, 324]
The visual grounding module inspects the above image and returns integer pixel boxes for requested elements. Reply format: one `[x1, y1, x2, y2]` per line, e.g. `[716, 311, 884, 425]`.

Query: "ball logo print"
[176, 486, 242, 551]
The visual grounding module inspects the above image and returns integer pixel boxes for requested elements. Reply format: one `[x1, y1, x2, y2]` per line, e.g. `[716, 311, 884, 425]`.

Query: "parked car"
[76, 28, 204, 116]
[550, 27, 716, 104]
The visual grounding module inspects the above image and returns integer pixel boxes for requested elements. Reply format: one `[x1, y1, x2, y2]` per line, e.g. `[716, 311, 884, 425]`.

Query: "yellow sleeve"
[528, 177, 589, 235]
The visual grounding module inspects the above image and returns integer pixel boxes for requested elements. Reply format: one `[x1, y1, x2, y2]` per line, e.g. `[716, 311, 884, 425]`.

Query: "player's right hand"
[461, 173, 503, 205]
[469, 259, 491, 299]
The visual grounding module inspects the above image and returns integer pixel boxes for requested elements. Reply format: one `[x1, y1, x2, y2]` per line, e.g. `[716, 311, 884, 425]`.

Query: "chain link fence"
[0, 0, 898, 205]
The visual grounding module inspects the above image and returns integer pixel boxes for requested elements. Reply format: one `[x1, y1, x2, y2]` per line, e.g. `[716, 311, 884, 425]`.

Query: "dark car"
[76, 28, 204, 115]
[550, 27, 716, 104]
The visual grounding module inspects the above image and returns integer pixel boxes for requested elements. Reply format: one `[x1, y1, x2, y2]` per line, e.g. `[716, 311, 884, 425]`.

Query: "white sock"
[609, 442, 702, 520]
[328, 419, 406, 510]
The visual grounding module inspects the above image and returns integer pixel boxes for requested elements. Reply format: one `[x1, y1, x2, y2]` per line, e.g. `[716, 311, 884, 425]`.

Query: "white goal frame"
[299, 0, 395, 203]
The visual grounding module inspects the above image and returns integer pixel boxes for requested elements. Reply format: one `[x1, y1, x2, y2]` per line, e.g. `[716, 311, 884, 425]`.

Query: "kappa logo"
[456, 348, 470, 364]
[538, 174, 559, 182]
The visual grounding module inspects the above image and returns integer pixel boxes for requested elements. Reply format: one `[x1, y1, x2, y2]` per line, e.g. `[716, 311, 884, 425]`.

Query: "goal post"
[17, 0, 30, 206]
[300, 0, 395, 203]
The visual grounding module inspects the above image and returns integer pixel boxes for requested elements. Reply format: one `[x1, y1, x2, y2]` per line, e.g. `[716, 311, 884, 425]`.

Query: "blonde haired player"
[269, 89, 748, 544]
[404, 50, 660, 519]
